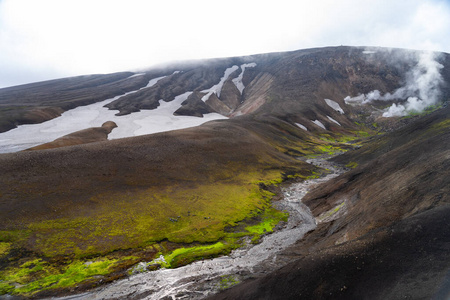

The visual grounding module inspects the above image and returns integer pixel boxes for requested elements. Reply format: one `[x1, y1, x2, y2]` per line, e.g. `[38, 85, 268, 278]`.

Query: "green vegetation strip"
[0, 180, 289, 296]
[133, 207, 288, 272]
[0, 258, 120, 296]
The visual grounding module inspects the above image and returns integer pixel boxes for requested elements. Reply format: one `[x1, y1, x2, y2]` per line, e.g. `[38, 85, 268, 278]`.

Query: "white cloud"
[1, 0, 449, 88]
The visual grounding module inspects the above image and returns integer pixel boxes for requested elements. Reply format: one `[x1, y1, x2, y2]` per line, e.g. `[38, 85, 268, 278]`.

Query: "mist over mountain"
[0, 46, 449, 299]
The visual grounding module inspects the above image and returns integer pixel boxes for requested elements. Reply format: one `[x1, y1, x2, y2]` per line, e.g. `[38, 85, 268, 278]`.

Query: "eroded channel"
[53, 157, 346, 300]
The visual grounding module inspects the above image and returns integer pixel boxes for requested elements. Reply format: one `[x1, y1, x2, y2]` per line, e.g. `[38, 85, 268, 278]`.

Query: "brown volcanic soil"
[25, 121, 118, 151]
[0, 117, 316, 249]
[303, 107, 450, 245]
[211, 107, 450, 299]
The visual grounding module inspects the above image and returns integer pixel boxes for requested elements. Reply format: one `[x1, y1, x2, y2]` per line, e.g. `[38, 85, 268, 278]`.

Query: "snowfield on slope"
[201, 65, 239, 101]
[0, 77, 227, 153]
[232, 63, 257, 94]
[324, 98, 345, 114]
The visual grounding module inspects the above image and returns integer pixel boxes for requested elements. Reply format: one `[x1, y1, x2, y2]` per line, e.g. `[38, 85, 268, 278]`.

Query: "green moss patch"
[138, 203, 288, 270]
[217, 275, 240, 290]
[291, 130, 375, 159]
[345, 161, 358, 169]
[0, 257, 123, 296]
[155, 242, 231, 269]
[0, 242, 11, 257]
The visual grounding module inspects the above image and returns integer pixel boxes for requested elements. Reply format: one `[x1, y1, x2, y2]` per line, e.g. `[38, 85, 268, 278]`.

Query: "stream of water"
[52, 157, 345, 300]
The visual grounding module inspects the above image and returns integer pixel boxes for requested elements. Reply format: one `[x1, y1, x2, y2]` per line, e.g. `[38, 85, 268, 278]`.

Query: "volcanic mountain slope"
[3, 46, 450, 136]
[212, 105, 450, 300]
[0, 72, 152, 133]
[0, 46, 449, 298]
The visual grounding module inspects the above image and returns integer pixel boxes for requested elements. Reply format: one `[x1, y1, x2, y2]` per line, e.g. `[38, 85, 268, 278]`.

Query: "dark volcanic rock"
[104, 58, 255, 116]
[173, 91, 214, 117]
[219, 73, 242, 110]
[205, 93, 233, 116]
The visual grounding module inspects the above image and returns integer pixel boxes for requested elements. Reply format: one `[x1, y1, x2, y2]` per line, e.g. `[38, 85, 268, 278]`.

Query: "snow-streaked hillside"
[0, 80, 227, 153]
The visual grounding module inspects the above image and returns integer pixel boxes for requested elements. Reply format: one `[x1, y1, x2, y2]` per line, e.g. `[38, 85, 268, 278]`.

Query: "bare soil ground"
[211, 107, 450, 300]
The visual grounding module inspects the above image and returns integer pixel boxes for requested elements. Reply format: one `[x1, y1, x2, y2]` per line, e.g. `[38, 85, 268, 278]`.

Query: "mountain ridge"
[2, 46, 449, 135]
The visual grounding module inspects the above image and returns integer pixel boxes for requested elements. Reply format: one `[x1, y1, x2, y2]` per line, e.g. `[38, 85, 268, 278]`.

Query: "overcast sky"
[1, 0, 449, 88]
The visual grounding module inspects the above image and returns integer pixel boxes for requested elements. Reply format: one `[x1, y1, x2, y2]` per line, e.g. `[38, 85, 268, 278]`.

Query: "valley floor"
[48, 157, 345, 300]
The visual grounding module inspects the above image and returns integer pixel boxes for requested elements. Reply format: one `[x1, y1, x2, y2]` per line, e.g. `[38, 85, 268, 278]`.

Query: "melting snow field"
[0, 63, 260, 153]
[232, 63, 257, 94]
[295, 123, 308, 131]
[201, 65, 239, 101]
[311, 119, 326, 130]
[324, 98, 345, 114]
[327, 115, 341, 126]
[201, 63, 257, 101]
[0, 82, 227, 153]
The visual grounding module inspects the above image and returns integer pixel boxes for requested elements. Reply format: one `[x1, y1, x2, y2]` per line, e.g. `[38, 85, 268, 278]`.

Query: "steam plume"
[345, 51, 444, 117]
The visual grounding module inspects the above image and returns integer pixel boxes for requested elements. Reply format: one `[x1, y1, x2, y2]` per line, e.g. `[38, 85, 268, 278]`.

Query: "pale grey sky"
[1, 0, 449, 88]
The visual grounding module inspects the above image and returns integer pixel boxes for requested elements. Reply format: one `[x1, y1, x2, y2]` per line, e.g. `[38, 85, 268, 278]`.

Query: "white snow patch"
[295, 123, 307, 131]
[201, 65, 239, 101]
[0, 76, 227, 153]
[128, 73, 145, 78]
[324, 99, 344, 114]
[311, 120, 326, 130]
[232, 63, 257, 94]
[327, 116, 341, 126]
[363, 50, 376, 54]
[144, 75, 167, 88]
